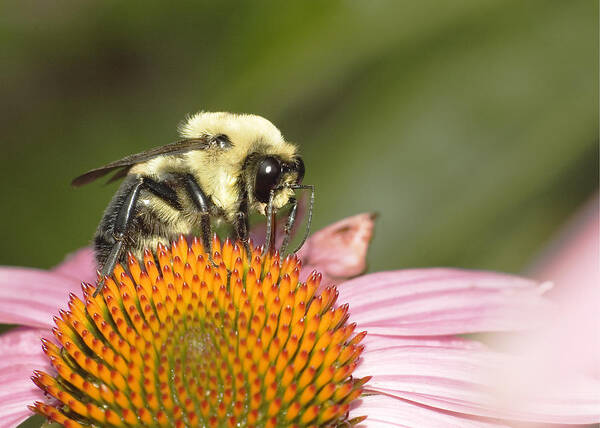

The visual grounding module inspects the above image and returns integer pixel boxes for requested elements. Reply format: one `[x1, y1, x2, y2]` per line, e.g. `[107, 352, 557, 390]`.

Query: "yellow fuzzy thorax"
[131, 111, 299, 217]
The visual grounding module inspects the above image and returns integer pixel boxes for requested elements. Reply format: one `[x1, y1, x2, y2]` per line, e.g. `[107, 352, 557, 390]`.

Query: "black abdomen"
[93, 175, 189, 269]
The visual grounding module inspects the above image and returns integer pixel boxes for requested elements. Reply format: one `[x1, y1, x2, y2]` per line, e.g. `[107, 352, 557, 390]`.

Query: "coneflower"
[0, 214, 598, 427]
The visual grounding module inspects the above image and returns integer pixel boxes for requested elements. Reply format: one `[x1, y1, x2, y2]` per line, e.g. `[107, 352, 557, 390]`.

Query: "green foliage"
[16, 415, 45, 428]
[0, 0, 597, 277]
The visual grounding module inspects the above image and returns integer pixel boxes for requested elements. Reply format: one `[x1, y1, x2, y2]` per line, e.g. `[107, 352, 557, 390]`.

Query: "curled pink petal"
[339, 269, 550, 335]
[351, 394, 509, 428]
[0, 328, 49, 427]
[0, 267, 80, 328]
[298, 212, 375, 282]
[52, 246, 97, 284]
[51, 214, 375, 288]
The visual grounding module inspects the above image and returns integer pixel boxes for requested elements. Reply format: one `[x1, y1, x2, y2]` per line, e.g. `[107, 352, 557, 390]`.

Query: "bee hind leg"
[94, 239, 125, 296]
[94, 177, 145, 297]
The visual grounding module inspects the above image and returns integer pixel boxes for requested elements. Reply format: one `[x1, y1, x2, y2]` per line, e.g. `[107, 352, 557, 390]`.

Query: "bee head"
[252, 155, 304, 204]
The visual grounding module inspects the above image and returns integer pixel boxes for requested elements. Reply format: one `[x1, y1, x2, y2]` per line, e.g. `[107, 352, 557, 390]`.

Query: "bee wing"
[71, 138, 212, 187]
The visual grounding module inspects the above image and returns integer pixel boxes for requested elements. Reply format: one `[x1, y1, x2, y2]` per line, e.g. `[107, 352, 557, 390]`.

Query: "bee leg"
[233, 192, 251, 261]
[262, 190, 277, 257]
[279, 197, 298, 259]
[94, 177, 144, 297]
[95, 239, 125, 294]
[234, 211, 251, 262]
[288, 184, 314, 253]
[183, 174, 216, 266]
[200, 213, 216, 266]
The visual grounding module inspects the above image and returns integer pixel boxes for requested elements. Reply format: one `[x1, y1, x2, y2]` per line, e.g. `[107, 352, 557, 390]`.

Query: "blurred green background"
[2, 1, 598, 427]
[1, 0, 597, 276]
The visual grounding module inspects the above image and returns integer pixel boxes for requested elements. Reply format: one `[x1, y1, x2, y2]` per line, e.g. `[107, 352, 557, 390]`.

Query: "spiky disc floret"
[30, 236, 368, 427]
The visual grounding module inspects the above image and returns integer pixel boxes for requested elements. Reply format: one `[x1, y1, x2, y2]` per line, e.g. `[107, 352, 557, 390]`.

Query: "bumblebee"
[72, 111, 313, 295]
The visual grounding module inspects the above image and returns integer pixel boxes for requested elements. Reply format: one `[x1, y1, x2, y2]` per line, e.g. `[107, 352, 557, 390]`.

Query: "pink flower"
[0, 213, 597, 427]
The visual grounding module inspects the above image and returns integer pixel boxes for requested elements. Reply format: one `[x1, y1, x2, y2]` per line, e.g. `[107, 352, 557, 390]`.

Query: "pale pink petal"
[357, 336, 600, 424]
[357, 338, 501, 417]
[351, 394, 509, 428]
[0, 328, 49, 427]
[0, 267, 81, 328]
[487, 284, 600, 424]
[338, 269, 550, 335]
[361, 333, 487, 352]
[52, 246, 97, 284]
[298, 212, 375, 283]
[528, 193, 600, 376]
[489, 195, 600, 422]
[530, 193, 599, 297]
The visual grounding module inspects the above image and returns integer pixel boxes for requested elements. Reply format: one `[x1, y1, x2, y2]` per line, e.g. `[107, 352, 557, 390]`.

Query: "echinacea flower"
[32, 236, 369, 427]
[0, 214, 598, 427]
[0, 213, 374, 427]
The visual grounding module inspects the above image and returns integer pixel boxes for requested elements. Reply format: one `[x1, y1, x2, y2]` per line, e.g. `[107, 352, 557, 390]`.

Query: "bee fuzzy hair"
[178, 111, 287, 150]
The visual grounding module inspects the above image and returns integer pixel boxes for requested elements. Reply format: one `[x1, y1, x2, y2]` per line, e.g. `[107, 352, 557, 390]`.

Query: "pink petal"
[338, 269, 550, 335]
[351, 394, 509, 428]
[531, 193, 599, 298]
[488, 196, 600, 424]
[528, 194, 600, 376]
[361, 333, 487, 352]
[0, 328, 49, 427]
[358, 341, 508, 417]
[52, 246, 97, 284]
[0, 267, 81, 328]
[357, 335, 600, 424]
[298, 212, 375, 283]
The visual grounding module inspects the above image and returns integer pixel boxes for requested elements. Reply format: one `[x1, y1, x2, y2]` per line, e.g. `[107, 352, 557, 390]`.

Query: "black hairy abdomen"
[93, 175, 183, 268]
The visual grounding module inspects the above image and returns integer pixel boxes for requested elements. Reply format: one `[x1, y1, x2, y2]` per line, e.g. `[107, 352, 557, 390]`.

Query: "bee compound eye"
[255, 156, 281, 203]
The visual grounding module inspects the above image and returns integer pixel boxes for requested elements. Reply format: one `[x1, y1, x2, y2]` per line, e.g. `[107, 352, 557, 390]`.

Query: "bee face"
[254, 155, 304, 203]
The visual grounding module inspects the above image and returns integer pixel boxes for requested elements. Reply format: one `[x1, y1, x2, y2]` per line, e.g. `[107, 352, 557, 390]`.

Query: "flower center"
[31, 236, 368, 427]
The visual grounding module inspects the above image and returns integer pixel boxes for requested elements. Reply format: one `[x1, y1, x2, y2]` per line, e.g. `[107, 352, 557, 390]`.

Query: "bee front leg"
[288, 184, 315, 253]
[94, 177, 144, 297]
[262, 189, 277, 257]
[183, 174, 216, 265]
[279, 197, 298, 259]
